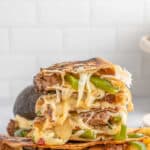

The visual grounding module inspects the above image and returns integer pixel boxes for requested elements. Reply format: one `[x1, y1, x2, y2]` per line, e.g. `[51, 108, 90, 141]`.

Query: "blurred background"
[0, 0, 150, 131]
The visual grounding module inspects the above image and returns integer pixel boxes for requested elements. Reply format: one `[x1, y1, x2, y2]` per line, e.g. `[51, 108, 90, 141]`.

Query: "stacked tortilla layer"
[31, 58, 133, 145]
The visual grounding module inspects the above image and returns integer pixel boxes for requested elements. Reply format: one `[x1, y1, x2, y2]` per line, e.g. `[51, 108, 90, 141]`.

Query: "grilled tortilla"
[34, 58, 131, 92]
[0, 132, 149, 150]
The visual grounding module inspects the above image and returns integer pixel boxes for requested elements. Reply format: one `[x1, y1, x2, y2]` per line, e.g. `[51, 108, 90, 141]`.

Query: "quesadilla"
[0, 129, 149, 150]
[7, 58, 134, 146]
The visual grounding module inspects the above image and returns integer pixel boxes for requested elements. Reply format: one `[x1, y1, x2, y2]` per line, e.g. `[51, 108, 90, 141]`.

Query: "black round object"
[13, 85, 41, 120]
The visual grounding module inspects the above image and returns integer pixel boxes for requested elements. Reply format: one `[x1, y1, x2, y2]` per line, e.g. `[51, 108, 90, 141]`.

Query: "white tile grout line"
[35, 55, 41, 72]
[144, 0, 150, 26]
[139, 0, 145, 26]
[143, 0, 147, 25]
[8, 26, 12, 54]
[36, 0, 40, 25]
[116, 24, 120, 53]
[61, 29, 65, 54]
[89, 0, 92, 28]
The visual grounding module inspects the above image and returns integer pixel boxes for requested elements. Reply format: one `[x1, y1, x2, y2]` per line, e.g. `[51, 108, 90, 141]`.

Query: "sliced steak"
[102, 95, 116, 103]
[34, 72, 62, 92]
[80, 110, 112, 127]
[101, 94, 125, 104]
[7, 120, 18, 136]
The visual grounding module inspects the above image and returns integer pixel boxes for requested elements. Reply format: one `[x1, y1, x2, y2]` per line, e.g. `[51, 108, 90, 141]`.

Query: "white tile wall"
[0, 0, 150, 104]
[0, 81, 10, 99]
[132, 79, 150, 97]
[63, 27, 116, 54]
[117, 26, 142, 52]
[10, 80, 32, 105]
[145, 0, 150, 23]
[89, 28, 116, 52]
[38, 0, 90, 27]
[11, 28, 63, 54]
[141, 52, 150, 78]
[0, 28, 9, 53]
[63, 28, 90, 52]
[0, 56, 37, 80]
[0, 0, 36, 26]
[91, 0, 144, 26]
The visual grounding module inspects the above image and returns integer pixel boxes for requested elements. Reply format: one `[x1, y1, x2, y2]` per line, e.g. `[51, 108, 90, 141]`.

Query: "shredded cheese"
[15, 115, 33, 129]
[120, 111, 128, 124]
[115, 65, 132, 88]
[77, 73, 89, 107]
[56, 90, 61, 103]
[57, 100, 70, 125]
[85, 74, 95, 107]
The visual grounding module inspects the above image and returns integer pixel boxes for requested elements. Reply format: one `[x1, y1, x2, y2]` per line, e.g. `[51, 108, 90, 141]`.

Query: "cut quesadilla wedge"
[0, 129, 149, 150]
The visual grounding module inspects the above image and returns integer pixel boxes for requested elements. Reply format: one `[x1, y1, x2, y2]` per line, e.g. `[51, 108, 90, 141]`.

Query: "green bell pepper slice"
[90, 76, 119, 94]
[80, 129, 96, 139]
[111, 116, 122, 123]
[114, 124, 127, 140]
[129, 141, 146, 150]
[36, 110, 42, 116]
[65, 74, 78, 90]
[14, 128, 28, 137]
[128, 133, 144, 138]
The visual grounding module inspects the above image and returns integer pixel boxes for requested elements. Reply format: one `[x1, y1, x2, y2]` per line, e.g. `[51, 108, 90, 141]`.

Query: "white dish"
[140, 35, 150, 53]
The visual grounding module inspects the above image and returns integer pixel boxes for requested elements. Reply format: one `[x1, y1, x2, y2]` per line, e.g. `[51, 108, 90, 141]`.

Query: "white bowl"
[140, 35, 150, 53]
[142, 113, 150, 127]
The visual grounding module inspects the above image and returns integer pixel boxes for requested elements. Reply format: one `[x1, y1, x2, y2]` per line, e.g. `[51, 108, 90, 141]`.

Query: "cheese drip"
[77, 73, 89, 107]
[15, 115, 33, 129]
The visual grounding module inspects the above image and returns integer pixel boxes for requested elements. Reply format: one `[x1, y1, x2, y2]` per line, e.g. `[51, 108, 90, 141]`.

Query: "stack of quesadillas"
[29, 58, 133, 145]
[4, 58, 149, 150]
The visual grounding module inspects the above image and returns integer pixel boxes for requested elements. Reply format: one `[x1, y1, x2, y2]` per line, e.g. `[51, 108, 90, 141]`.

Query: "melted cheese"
[120, 111, 127, 124]
[77, 73, 105, 108]
[32, 118, 72, 145]
[57, 100, 70, 125]
[125, 86, 133, 112]
[77, 73, 89, 106]
[33, 128, 65, 145]
[56, 90, 61, 103]
[115, 65, 132, 88]
[61, 88, 73, 100]
[54, 119, 72, 140]
[15, 115, 33, 129]
[85, 74, 95, 107]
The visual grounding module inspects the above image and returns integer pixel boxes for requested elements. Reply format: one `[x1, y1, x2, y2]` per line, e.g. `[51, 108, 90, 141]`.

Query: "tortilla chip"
[132, 127, 150, 136]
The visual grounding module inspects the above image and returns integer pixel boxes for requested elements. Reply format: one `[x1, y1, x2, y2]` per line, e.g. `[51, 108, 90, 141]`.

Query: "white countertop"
[0, 98, 149, 134]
